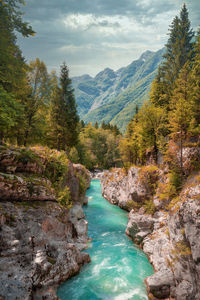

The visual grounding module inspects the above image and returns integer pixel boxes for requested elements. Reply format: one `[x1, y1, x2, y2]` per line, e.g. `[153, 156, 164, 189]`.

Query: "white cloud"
[59, 44, 94, 53]
[63, 14, 143, 35]
[18, 0, 200, 77]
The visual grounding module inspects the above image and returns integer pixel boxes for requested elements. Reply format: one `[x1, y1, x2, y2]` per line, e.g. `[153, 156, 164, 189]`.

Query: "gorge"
[57, 179, 153, 300]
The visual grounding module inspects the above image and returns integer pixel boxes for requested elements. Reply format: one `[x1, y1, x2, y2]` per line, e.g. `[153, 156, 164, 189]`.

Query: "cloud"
[18, 0, 200, 77]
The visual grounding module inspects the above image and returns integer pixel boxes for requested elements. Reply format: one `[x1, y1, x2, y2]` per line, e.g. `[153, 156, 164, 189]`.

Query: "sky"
[18, 0, 200, 77]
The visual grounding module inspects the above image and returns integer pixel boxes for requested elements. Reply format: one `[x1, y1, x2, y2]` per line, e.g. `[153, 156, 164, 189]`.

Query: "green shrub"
[57, 186, 71, 208]
[127, 200, 140, 210]
[78, 174, 87, 196]
[169, 168, 183, 191]
[16, 148, 42, 165]
[43, 150, 69, 190]
[143, 198, 156, 215]
[139, 165, 159, 195]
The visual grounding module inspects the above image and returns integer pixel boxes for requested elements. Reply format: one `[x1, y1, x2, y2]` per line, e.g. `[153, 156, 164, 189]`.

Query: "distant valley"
[72, 48, 165, 132]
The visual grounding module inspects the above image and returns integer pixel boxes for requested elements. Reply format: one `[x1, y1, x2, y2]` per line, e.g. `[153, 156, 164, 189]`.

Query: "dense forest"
[0, 0, 121, 170]
[0, 1, 199, 177]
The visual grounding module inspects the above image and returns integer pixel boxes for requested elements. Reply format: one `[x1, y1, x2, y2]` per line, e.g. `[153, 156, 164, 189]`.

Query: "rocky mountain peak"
[139, 50, 154, 61]
[95, 67, 116, 80]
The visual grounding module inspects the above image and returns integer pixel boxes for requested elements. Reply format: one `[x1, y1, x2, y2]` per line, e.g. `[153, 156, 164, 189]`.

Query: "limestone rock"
[126, 210, 154, 244]
[101, 165, 200, 300]
[0, 146, 91, 299]
[0, 172, 56, 201]
[0, 201, 90, 300]
[101, 167, 149, 210]
[145, 269, 174, 299]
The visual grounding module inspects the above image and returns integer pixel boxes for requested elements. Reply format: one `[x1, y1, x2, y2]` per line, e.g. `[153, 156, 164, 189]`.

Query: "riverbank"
[101, 167, 200, 300]
[58, 180, 153, 299]
[0, 145, 91, 300]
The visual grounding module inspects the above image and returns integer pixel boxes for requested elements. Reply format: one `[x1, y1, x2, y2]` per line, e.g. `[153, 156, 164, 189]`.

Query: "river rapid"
[57, 179, 153, 300]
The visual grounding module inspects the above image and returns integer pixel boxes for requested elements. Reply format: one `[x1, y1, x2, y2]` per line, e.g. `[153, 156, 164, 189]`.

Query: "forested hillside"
[120, 4, 200, 180]
[73, 48, 165, 132]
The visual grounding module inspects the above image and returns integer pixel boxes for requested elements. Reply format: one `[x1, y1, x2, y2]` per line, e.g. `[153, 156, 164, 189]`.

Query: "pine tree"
[164, 5, 194, 85]
[179, 4, 194, 67]
[189, 28, 200, 131]
[113, 125, 120, 136]
[0, 0, 34, 92]
[101, 121, 106, 130]
[80, 120, 85, 128]
[49, 85, 63, 149]
[0, 86, 23, 140]
[0, 0, 34, 143]
[49, 63, 79, 151]
[21, 58, 50, 145]
[169, 65, 192, 172]
[150, 67, 170, 107]
[151, 4, 194, 109]
[60, 63, 79, 149]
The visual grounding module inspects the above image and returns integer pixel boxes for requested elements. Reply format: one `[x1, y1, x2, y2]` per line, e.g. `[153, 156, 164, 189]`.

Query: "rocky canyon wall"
[0, 146, 91, 300]
[101, 166, 200, 300]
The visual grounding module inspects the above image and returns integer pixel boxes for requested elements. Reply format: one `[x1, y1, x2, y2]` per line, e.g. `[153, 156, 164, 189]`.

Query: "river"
[57, 179, 153, 300]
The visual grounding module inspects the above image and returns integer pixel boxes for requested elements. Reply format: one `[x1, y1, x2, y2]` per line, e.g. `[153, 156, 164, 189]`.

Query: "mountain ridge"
[72, 48, 165, 131]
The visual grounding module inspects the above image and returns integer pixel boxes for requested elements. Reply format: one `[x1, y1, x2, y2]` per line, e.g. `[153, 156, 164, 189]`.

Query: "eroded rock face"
[0, 201, 90, 300]
[101, 167, 200, 300]
[101, 167, 150, 210]
[0, 173, 56, 201]
[126, 210, 155, 244]
[0, 147, 91, 203]
[135, 176, 200, 300]
[0, 146, 91, 300]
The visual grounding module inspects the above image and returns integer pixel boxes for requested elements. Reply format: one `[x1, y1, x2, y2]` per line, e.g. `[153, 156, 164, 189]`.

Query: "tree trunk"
[153, 135, 158, 164]
[24, 129, 29, 146]
[24, 113, 34, 146]
[180, 131, 183, 173]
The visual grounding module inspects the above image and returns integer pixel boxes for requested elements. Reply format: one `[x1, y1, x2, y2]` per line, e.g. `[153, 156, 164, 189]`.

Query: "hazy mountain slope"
[110, 70, 158, 132]
[73, 48, 165, 131]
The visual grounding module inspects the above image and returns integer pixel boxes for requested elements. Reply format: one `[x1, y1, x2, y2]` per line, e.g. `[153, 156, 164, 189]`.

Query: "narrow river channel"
[57, 179, 153, 300]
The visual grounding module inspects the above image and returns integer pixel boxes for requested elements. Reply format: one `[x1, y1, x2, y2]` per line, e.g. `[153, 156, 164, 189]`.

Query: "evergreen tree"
[80, 120, 85, 128]
[189, 28, 200, 131]
[150, 67, 170, 107]
[49, 85, 63, 149]
[169, 65, 192, 172]
[94, 121, 99, 129]
[163, 5, 194, 86]
[113, 125, 120, 136]
[49, 63, 79, 151]
[0, 86, 23, 140]
[0, 0, 34, 143]
[179, 4, 194, 67]
[22, 58, 50, 145]
[0, 0, 34, 92]
[101, 121, 106, 130]
[151, 4, 194, 109]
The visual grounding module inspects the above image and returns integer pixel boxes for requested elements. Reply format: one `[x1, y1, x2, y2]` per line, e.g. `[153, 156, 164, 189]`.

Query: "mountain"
[72, 48, 165, 132]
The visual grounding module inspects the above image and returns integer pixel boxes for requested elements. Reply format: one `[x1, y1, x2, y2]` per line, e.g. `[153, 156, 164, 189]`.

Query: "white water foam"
[114, 288, 148, 300]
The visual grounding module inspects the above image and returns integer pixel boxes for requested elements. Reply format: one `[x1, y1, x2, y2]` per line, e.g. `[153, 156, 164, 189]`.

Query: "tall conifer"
[49, 63, 79, 151]
[150, 4, 194, 109]
[189, 28, 200, 130]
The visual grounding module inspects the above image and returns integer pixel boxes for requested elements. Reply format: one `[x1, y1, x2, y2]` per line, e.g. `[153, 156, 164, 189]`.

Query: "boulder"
[145, 269, 174, 299]
[0, 201, 90, 300]
[126, 210, 154, 244]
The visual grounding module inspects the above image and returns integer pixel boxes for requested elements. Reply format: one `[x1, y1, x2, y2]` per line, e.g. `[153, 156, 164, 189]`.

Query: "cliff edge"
[0, 145, 91, 300]
[101, 163, 200, 300]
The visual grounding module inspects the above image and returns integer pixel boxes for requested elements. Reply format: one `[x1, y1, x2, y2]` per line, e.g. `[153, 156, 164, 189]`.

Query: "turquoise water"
[57, 180, 153, 300]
